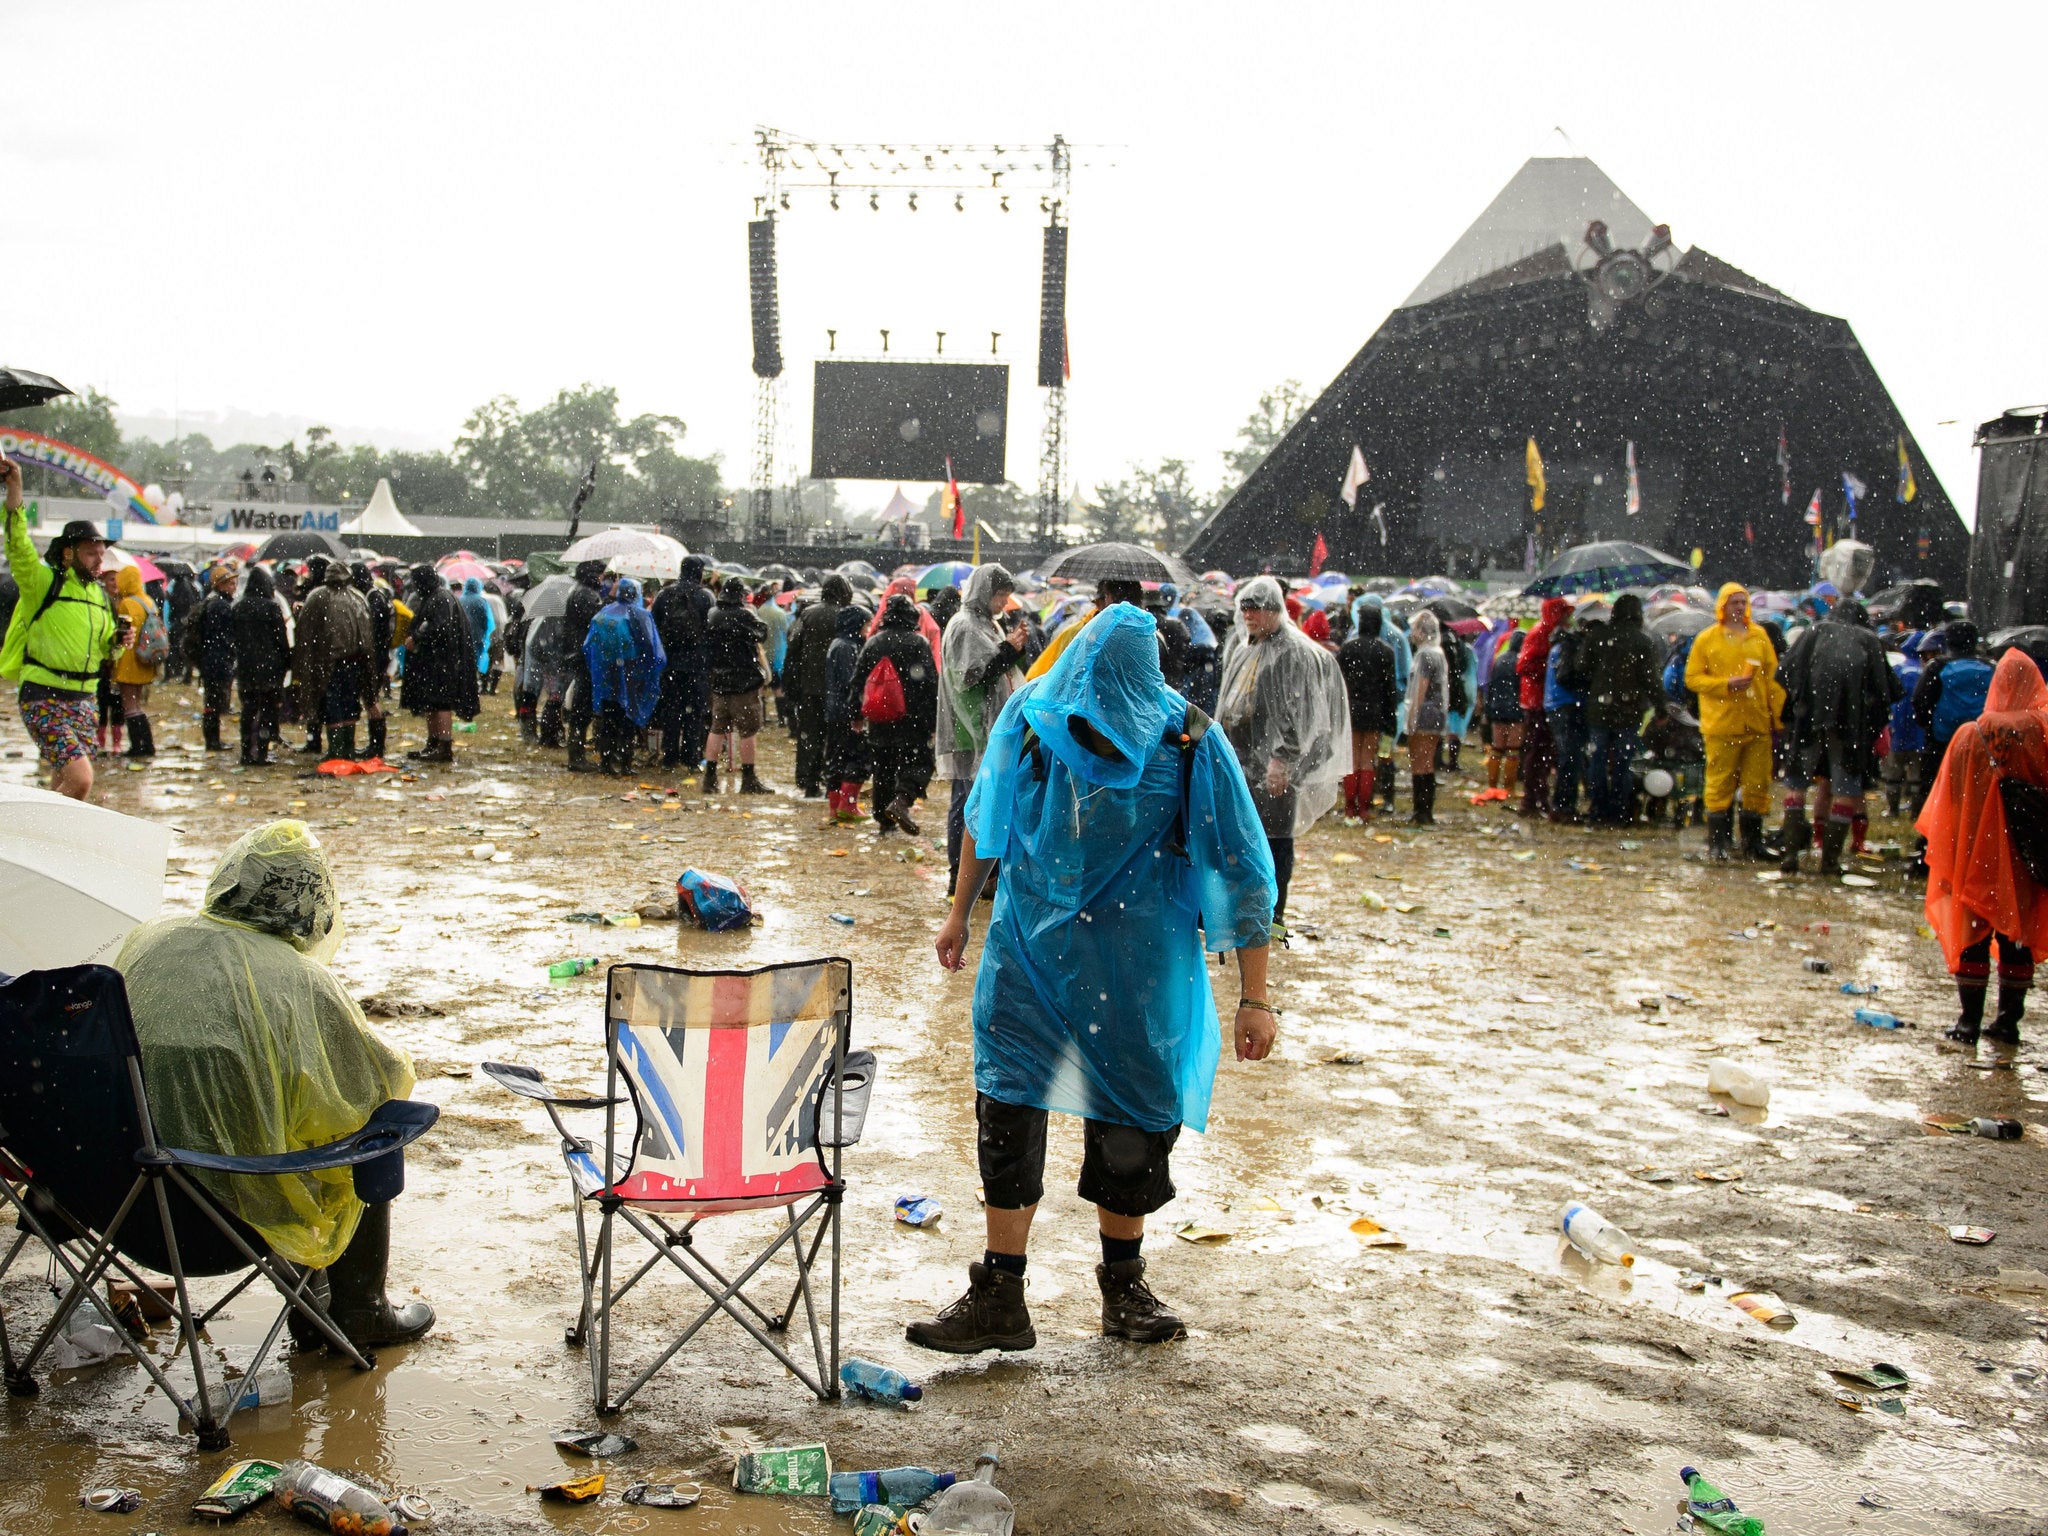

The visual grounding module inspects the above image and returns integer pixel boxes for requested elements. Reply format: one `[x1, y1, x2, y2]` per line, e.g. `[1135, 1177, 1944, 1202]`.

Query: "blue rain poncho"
[583, 577, 667, 728]
[964, 604, 1276, 1134]
[459, 576, 497, 675]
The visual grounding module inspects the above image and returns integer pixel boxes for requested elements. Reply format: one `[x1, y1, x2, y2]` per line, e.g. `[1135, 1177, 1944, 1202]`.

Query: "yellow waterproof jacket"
[1684, 583, 1784, 740]
[112, 565, 159, 686]
[2, 504, 117, 691]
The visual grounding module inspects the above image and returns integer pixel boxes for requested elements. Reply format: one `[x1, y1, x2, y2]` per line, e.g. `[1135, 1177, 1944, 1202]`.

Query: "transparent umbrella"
[0, 784, 170, 976]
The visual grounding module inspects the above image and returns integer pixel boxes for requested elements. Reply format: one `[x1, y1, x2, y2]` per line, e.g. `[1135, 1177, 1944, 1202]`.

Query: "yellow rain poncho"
[116, 821, 414, 1267]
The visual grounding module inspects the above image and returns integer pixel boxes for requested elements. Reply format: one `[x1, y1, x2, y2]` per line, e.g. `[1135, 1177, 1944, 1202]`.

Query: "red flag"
[944, 457, 964, 540]
[1744, 519, 1755, 546]
[1309, 531, 1328, 577]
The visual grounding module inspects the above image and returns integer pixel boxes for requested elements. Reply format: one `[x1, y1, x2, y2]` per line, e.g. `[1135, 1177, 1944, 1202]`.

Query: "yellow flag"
[1525, 437, 1546, 513]
[1896, 434, 1917, 504]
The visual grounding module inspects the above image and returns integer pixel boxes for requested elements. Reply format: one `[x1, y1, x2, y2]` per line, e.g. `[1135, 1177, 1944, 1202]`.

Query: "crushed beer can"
[191, 1459, 285, 1519]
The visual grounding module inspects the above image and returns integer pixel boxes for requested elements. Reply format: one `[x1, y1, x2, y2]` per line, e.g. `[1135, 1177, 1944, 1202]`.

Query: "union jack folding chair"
[484, 957, 875, 1414]
[0, 965, 438, 1448]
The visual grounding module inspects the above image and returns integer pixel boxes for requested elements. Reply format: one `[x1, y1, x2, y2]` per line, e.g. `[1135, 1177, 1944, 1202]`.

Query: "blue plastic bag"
[675, 869, 754, 932]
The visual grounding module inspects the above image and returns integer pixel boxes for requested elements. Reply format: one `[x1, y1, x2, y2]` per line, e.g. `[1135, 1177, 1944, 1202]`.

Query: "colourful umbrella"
[915, 561, 975, 594]
[439, 558, 494, 583]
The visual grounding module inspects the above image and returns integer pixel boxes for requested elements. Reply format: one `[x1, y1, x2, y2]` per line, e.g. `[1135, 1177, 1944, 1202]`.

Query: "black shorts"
[975, 1093, 1181, 1219]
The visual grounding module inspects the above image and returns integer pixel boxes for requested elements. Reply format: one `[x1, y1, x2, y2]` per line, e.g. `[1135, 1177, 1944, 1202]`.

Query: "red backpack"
[861, 656, 907, 724]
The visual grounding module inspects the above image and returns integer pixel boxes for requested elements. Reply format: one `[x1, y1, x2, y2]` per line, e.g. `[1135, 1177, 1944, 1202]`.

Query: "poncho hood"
[1019, 603, 1171, 790]
[204, 820, 345, 962]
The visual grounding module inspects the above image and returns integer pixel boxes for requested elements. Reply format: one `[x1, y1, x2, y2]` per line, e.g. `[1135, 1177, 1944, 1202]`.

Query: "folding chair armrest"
[481, 1059, 623, 1110]
[818, 1050, 878, 1148]
[147, 1099, 439, 1176]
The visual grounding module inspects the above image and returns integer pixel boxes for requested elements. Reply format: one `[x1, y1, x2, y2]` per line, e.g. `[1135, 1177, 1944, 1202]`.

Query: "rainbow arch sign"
[0, 427, 158, 524]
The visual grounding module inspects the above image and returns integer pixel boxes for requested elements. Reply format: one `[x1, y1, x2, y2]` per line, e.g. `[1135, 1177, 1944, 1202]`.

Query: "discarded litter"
[677, 868, 755, 931]
[602, 912, 640, 927]
[1832, 1363, 1908, 1391]
[1840, 872, 1878, 887]
[547, 957, 600, 981]
[1318, 1049, 1367, 1065]
[1950, 1226, 1997, 1245]
[1835, 1390, 1906, 1415]
[82, 1488, 142, 1513]
[1679, 1464, 1765, 1536]
[624, 1483, 704, 1508]
[563, 912, 605, 924]
[1175, 1222, 1232, 1245]
[1967, 1116, 2024, 1140]
[1631, 1166, 1681, 1184]
[921, 1446, 1014, 1536]
[1728, 1290, 1797, 1330]
[1697, 1102, 1731, 1117]
[1348, 1216, 1406, 1248]
[192, 1458, 285, 1520]
[1852, 1007, 1911, 1030]
[1839, 981, 1881, 995]
[1802, 957, 1832, 974]
[47, 1312, 127, 1369]
[893, 1195, 942, 1228]
[830, 1466, 957, 1516]
[554, 1430, 638, 1458]
[830, 912, 857, 925]
[1705, 1059, 1770, 1108]
[734, 1444, 832, 1496]
[840, 1357, 924, 1405]
[1675, 1269, 1722, 1292]
[276, 1461, 407, 1534]
[1693, 1166, 1744, 1183]
[393, 1494, 435, 1524]
[1559, 1201, 1635, 1266]
[1358, 891, 1387, 911]
[531, 1471, 605, 1503]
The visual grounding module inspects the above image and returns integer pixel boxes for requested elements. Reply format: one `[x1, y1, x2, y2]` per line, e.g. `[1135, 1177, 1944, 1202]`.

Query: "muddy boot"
[904, 1261, 1035, 1354]
[888, 795, 920, 834]
[325, 724, 356, 762]
[285, 1267, 335, 1351]
[518, 707, 538, 743]
[538, 699, 564, 749]
[1738, 811, 1767, 861]
[1410, 773, 1436, 826]
[1777, 807, 1809, 875]
[1097, 1258, 1187, 1343]
[326, 1202, 434, 1349]
[1946, 977, 1987, 1045]
[739, 764, 772, 795]
[1374, 758, 1397, 813]
[136, 715, 160, 757]
[701, 760, 719, 794]
[124, 715, 148, 757]
[1818, 819, 1848, 877]
[1987, 978, 2029, 1046]
[361, 717, 386, 761]
[1705, 811, 1734, 862]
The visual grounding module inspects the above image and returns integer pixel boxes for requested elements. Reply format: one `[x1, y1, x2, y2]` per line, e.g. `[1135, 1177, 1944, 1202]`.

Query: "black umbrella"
[1037, 541, 1197, 586]
[1989, 625, 2048, 656]
[254, 529, 352, 563]
[0, 367, 73, 413]
[1522, 541, 1691, 598]
[1422, 595, 1480, 623]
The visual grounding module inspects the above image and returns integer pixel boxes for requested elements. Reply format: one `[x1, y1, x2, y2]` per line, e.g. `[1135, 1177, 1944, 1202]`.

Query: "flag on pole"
[1776, 426, 1792, 505]
[1525, 438, 1546, 513]
[1370, 501, 1388, 547]
[1896, 434, 1917, 503]
[943, 457, 964, 540]
[1338, 444, 1369, 508]
[1842, 470, 1866, 525]
[1309, 530, 1328, 577]
[1804, 488, 1823, 526]
[1625, 440, 1642, 516]
[1744, 518, 1755, 546]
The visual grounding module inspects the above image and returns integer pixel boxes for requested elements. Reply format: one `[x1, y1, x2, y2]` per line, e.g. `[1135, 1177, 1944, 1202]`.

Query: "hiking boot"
[739, 764, 773, 795]
[1705, 811, 1734, 862]
[904, 1262, 1035, 1355]
[887, 795, 920, 835]
[701, 761, 719, 794]
[1097, 1258, 1187, 1343]
[1777, 808, 1809, 874]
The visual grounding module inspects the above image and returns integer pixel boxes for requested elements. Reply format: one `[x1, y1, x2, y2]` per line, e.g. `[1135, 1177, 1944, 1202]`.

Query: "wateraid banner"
[210, 505, 345, 533]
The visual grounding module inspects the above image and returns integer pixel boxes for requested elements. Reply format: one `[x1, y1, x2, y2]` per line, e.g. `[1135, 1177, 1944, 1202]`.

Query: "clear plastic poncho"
[936, 563, 1019, 780]
[115, 822, 415, 1268]
[964, 605, 1275, 1134]
[1217, 576, 1353, 836]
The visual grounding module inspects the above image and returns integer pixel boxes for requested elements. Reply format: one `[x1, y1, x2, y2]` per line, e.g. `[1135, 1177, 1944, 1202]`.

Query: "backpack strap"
[1162, 703, 1211, 861]
[21, 567, 108, 682]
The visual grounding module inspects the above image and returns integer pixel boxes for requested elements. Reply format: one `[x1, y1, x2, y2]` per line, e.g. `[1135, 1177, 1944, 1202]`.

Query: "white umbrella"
[606, 532, 692, 583]
[562, 527, 679, 566]
[0, 784, 170, 976]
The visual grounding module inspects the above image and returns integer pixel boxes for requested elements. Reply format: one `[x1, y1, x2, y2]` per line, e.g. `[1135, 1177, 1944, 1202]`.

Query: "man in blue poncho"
[909, 604, 1277, 1354]
[582, 576, 665, 776]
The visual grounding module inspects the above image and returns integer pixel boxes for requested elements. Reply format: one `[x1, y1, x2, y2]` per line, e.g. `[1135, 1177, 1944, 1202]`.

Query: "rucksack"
[861, 655, 907, 724]
[1931, 657, 1994, 744]
[133, 605, 170, 668]
[1446, 636, 1470, 717]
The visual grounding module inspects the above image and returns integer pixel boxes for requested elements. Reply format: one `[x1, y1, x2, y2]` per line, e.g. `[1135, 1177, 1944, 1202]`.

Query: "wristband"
[1237, 998, 1277, 1016]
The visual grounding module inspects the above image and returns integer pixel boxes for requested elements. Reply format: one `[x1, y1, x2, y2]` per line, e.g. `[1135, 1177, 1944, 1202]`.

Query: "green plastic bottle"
[548, 957, 600, 981]
[1680, 1466, 1764, 1536]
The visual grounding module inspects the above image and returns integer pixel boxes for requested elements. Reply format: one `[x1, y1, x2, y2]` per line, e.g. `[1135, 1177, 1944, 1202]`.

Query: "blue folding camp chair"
[0, 965, 438, 1448]
[484, 957, 875, 1413]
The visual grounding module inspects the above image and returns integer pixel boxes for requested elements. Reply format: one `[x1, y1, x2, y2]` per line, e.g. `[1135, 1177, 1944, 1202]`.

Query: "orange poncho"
[1917, 649, 2048, 969]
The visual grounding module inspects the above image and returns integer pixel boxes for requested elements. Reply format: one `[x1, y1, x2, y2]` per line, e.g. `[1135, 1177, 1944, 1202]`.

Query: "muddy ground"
[3, 681, 2045, 1536]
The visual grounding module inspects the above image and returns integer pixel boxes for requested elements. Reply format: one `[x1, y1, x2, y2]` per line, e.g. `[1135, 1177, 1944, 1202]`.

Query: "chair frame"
[0, 967, 437, 1449]
[485, 956, 872, 1415]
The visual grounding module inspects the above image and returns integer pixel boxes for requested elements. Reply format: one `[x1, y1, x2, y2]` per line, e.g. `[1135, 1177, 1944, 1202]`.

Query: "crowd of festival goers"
[6, 445, 2038, 1050]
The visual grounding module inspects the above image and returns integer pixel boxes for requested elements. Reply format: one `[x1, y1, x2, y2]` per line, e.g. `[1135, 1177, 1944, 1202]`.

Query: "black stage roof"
[1186, 158, 1964, 592]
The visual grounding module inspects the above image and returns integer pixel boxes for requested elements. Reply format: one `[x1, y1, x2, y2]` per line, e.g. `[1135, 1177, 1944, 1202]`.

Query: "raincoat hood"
[204, 821, 345, 963]
[1714, 582, 1752, 627]
[574, 560, 607, 587]
[241, 564, 275, 602]
[325, 562, 351, 587]
[463, 575, 483, 596]
[963, 563, 1015, 617]
[1409, 610, 1442, 650]
[409, 565, 443, 596]
[1611, 593, 1644, 628]
[1236, 574, 1286, 612]
[1943, 620, 1981, 656]
[115, 564, 144, 600]
[613, 576, 643, 607]
[1355, 602, 1383, 638]
[834, 604, 868, 640]
[1019, 602, 1169, 790]
[1539, 596, 1571, 629]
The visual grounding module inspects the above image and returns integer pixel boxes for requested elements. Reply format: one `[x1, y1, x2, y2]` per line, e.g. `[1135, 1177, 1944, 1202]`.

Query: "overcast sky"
[12, 2, 2042, 522]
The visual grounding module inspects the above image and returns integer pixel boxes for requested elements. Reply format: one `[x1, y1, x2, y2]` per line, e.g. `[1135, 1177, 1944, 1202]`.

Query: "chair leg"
[150, 1174, 231, 1449]
[594, 1204, 616, 1417]
[784, 1205, 832, 1401]
[567, 1196, 593, 1348]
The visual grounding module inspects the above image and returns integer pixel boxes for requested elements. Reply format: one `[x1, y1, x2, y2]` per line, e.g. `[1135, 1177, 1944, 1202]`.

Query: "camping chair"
[0, 965, 438, 1448]
[483, 957, 875, 1414]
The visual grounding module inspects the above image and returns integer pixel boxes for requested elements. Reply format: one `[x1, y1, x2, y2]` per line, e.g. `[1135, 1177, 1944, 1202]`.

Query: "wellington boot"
[739, 764, 772, 795]
[1818, 820, 1847, 877]
[1945, 979, 1987, 1045]
[701, 761, 719, 794]
[1777, 808, 1809, 874]
[1411, 773, 1437, 826]
[1374, 758, 1397, 812]
[124, 716, 149, 757]
[1706, 811, 1734, 862]
[1097, 1258, 1187, 1343]
[285, 1267, 334, 1351]
[326, 1202, 435, 1350]
[566, 742, 597, 772]
[1986, 985, 2028, 1046]
[132, 715, 158, 757]
[1739, 811, 1767, 861]
[361, 717, 386, 761]
[325, 725, 356, 762]
[905, 1262, 1035, 1355]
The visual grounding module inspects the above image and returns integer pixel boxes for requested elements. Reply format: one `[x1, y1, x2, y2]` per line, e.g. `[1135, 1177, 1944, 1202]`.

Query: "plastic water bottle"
[1853, 1007, 1906, 1030]
[548, 957, 599, 980]
[1706, 1059, 1771, 1107]
[274, 1461, 407, 1535]
[840, 1357, 923, 1404]
[1678, 1464, 1765, 1536]
[1967, 1117, 2024, 1140]
[829, 1467, 956, 1516]
[235, 1364, 291, 1409]
[1558, 1202, 1636, 1266]
[921, 1447, 1014, 1536]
